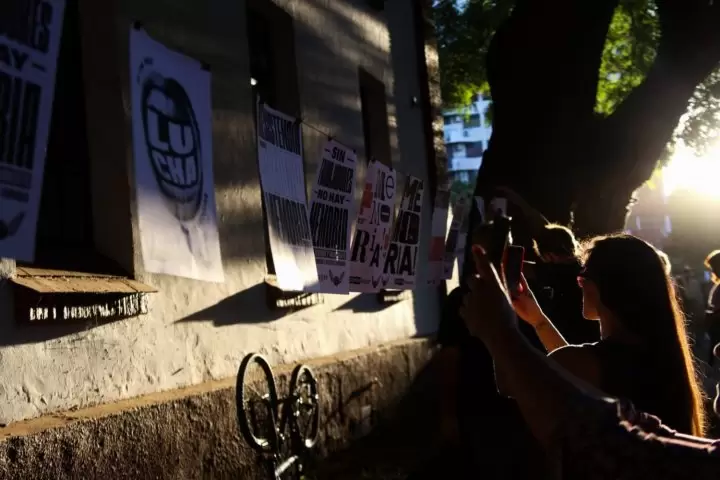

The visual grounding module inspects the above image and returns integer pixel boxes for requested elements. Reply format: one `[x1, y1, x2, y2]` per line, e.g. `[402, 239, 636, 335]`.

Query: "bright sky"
[662, 142, 720, 198]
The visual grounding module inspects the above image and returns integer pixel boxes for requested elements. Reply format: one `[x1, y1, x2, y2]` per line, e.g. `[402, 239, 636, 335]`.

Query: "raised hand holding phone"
[510, 274, 545, 327]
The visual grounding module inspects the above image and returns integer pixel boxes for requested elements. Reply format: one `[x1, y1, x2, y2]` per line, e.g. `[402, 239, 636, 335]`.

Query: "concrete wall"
[0, 339, 437, 479]
[0, 0, 440, 425]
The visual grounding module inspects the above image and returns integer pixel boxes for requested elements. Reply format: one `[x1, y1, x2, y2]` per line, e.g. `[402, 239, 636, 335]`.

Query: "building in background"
[442, 96, 492, 184]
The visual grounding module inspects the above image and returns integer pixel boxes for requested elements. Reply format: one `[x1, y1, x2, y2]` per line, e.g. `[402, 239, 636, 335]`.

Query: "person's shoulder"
[548, 344, 602, 385]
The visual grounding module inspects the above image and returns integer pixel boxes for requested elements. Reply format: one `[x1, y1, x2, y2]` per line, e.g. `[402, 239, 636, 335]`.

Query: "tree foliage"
[436, 0, 720, 155]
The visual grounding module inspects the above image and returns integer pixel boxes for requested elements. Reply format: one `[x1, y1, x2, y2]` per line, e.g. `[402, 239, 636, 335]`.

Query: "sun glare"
[662, 143, 720, 199]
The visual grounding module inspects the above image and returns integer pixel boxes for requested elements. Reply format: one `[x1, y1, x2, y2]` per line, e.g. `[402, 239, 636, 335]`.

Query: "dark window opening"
[358, 68, 391, 166]
[246, 0, 301, 275]
[17, 0, 122, 275]
[466, 141, 484, 157]
[463, 114, 481, 129]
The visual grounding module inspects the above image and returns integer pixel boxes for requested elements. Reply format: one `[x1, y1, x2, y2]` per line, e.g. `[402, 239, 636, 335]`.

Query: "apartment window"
[359, 68, 391, 166]
[452, 144, 465, 153]
[247, 0, 300, 275]
[456, 171, 470, 183]
[463, 114, 481, 129]
[466, 141, 484, 157]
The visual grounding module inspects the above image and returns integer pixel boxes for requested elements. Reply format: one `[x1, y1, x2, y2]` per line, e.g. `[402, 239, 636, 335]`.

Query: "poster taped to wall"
[130, 28, 224, 282]
[0, 0, 66, 261]
[308, 139, 357, 293]
[442, 193, 471, 279]
[349, 161, 395, 292]
[256, 102, 318, 291]
[382, 175, 425, 289]
[427, 187, 450, 286]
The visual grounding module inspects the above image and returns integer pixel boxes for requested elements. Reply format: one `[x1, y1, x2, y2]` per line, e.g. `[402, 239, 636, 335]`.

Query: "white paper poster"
[442, 193, 471, 279]
[382, 175, 425, 290]
[308, 139, 357, 293]
[349, 161, 396, 292]
[427, 188, 450, 286]
[256, 102, 318, 291]
[0, 0, 66, 261]
[130, 28, 224, 282]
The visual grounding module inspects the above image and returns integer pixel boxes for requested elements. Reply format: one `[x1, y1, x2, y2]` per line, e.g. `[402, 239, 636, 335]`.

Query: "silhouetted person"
[512, 234, 705, 436]
[531, 223, 600, 345]
[705, 250, 720, 365]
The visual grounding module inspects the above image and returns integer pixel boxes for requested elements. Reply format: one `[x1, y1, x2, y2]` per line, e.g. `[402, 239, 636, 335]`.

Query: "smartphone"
[504, 245, 525, 296]
[488, 214, 511, 271]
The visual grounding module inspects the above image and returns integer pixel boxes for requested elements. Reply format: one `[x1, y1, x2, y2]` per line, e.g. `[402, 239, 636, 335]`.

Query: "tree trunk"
[470, 0, 720, 243]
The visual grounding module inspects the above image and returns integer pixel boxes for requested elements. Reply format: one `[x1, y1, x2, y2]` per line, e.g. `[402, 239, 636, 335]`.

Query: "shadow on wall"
[333, 293, 401, 313]
[174, 282, 320, 326]
[310, 349, 445, 478]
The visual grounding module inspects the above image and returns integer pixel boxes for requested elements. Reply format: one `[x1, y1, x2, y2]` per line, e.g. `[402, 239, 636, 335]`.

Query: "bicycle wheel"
[236, 353, 280, 453]
[288, 364, 320, 449]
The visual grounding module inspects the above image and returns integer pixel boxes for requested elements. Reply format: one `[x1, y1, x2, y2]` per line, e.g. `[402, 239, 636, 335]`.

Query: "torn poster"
[427, 187, 450, 286]
[307, 139, 357, 293]
[442, 193, 471, 280]
[130, 27, 224, 282]
[0, 0, 66, 261]
[256, 102, 318, 291]
[348, 161, 395, 292]
[382, 175, 425, 290]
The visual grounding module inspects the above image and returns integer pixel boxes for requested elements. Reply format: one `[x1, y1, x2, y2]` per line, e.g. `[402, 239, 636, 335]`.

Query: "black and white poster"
[427, 187, 450, 286]
[130, 28, 224, 282]
[0, 0, 65, 261]
[348, 161, 396, 292]
[382, 175, 425, 289]
[443, 192, 470, 279]
[256, 102, 318, 291]
[307, 139, 357, 294]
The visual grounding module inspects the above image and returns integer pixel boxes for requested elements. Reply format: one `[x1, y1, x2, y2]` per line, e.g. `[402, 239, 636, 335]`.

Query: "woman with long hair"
[512, 233, 705, 436]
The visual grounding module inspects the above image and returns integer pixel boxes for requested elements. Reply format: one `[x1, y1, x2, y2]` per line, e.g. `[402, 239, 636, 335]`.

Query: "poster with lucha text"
[130, 28, 224, 282]
[349, 161, 396, 292]
[382, 175, 425, 290]
[306, 139, 357, 294]
[256, 102, 318, 292]
[0, 0, 65, 261]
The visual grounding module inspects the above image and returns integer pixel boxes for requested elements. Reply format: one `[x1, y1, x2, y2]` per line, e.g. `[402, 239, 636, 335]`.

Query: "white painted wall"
[0, 0, 440, 425]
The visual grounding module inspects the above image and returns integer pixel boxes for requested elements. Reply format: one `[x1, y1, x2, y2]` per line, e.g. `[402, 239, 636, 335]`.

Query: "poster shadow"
[175, 282, 317, 326]
[333, 293, 401, 313]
